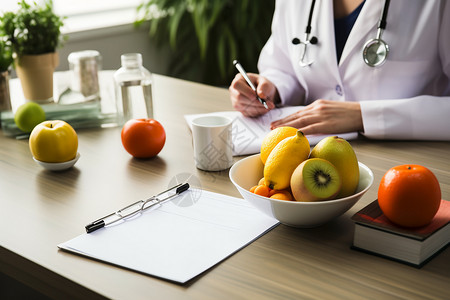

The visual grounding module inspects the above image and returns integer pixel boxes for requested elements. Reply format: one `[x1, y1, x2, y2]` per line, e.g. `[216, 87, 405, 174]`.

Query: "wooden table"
[1, 75, 449, 299]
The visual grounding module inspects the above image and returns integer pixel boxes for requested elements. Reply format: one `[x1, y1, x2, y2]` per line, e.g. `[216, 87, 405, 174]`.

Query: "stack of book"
[2, 70, 119, 138]
[351, 199, 450, 267]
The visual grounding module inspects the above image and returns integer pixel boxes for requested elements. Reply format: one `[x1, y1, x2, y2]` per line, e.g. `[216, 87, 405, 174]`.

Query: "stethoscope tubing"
[293, 0, 391, 67]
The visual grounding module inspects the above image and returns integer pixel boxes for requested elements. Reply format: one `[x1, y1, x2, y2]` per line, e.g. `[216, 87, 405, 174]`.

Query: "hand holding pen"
[233, 60, 269, 109]
[230, 60, 277, 117]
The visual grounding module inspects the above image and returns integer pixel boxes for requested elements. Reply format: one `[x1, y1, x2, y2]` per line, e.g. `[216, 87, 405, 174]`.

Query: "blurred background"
[1, 0, 274, 86]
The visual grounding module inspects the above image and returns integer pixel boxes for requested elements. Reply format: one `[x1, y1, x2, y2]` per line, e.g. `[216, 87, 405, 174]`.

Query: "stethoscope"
[292, 0, 391, 67]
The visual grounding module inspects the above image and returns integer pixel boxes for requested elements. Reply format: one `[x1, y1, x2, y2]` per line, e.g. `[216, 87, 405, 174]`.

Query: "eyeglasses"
[85, 183, 190, 233]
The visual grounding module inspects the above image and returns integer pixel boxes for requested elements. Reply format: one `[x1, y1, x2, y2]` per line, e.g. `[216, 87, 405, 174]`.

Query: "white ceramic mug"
[192, 115, 233, 171]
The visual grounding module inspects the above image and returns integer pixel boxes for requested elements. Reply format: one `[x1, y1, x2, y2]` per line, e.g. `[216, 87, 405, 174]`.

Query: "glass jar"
[0, 70, 11, 127]
[113, 53, 153, 125]
[0, 70, 11, 112]
[68, 50, 101, 101]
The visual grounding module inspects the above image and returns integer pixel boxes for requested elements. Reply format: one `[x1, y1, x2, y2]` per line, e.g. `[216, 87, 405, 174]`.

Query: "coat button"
[335, 84, 343, 96]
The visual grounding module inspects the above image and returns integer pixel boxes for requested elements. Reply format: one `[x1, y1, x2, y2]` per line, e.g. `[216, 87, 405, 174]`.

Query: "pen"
[85, 183, 190, 233]
[233, 60, 269, 109]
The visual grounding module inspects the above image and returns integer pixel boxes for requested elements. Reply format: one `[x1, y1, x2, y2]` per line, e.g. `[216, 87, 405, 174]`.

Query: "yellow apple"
[29, 120, 78, 163]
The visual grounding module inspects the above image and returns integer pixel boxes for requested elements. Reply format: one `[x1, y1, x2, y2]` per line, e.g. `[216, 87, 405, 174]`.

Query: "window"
[1, 0, 144, 33]
[53, 0, 142, 17]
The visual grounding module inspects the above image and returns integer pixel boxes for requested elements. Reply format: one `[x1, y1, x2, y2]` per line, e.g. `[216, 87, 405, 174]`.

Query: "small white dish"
[33, 152, 80, 171]
[229, 154, 374, 228]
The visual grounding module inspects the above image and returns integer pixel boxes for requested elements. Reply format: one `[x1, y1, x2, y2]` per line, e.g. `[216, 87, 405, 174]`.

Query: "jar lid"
[68, 50, 101, 63]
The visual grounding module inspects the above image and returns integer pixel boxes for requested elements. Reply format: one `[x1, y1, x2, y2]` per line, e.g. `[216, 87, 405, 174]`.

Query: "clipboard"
[58, 188, 279, 284]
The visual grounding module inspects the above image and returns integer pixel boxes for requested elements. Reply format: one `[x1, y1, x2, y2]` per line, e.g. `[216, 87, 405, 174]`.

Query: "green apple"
[14, 102, 46, 133]
[29, 120, 78, 163]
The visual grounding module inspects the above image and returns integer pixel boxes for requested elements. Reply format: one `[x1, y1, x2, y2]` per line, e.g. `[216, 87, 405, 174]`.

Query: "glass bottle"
[113, 53, 153, 125]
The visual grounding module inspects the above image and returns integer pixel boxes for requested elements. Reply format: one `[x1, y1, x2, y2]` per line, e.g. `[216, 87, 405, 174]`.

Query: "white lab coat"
[258, 0, 450, 140]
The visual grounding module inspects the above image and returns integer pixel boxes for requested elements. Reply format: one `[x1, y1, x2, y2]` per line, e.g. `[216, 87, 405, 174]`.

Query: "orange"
[378, 165, 441, 227]
[258, 177, 265, 186]
[253, 185, 271, 197]
[260, 126, 298, 164]
[270, 190, 293, 201]
[268, 189, 280, 197]
[249, 185, 258, 193]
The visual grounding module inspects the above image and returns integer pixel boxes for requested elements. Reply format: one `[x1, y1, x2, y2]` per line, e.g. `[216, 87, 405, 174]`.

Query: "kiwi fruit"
[290, 158, 342, 202]
[309, 136, 359, 198]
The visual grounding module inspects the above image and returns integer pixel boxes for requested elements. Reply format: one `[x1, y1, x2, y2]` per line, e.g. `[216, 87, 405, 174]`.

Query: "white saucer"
[33, 153, 80, 171]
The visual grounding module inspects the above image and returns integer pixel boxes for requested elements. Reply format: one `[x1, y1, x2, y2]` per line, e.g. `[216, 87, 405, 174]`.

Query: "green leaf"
[137, 0, 275, 85]
[168, 2, 187, 48]
[0, 0, 65, 55]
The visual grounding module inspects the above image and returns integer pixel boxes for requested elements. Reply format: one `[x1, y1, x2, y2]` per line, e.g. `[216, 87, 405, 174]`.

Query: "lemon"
[260, 126, 298, 164]
[264, 130, 310, 190]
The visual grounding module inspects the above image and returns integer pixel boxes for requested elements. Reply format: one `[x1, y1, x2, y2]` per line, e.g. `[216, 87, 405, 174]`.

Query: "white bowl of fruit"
[229, 130, 374, 228]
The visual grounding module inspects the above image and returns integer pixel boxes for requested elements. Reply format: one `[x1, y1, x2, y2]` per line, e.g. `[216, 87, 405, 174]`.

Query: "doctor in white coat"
[229, 0, 450, 140]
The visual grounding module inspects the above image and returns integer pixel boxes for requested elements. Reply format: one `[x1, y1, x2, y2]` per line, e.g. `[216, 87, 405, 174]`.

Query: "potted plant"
[0, 38, 13, 114]
[0, 0, 65, 103]
[135, 0, 275, 86]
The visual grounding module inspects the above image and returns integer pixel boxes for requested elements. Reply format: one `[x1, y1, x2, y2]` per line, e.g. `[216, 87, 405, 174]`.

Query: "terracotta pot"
[14, 52, 59, 103]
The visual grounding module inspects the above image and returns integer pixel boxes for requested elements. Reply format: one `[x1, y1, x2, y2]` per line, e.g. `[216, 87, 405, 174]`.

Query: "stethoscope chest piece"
[363, 0, 391, 67]
[362, 38, 389, 67]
